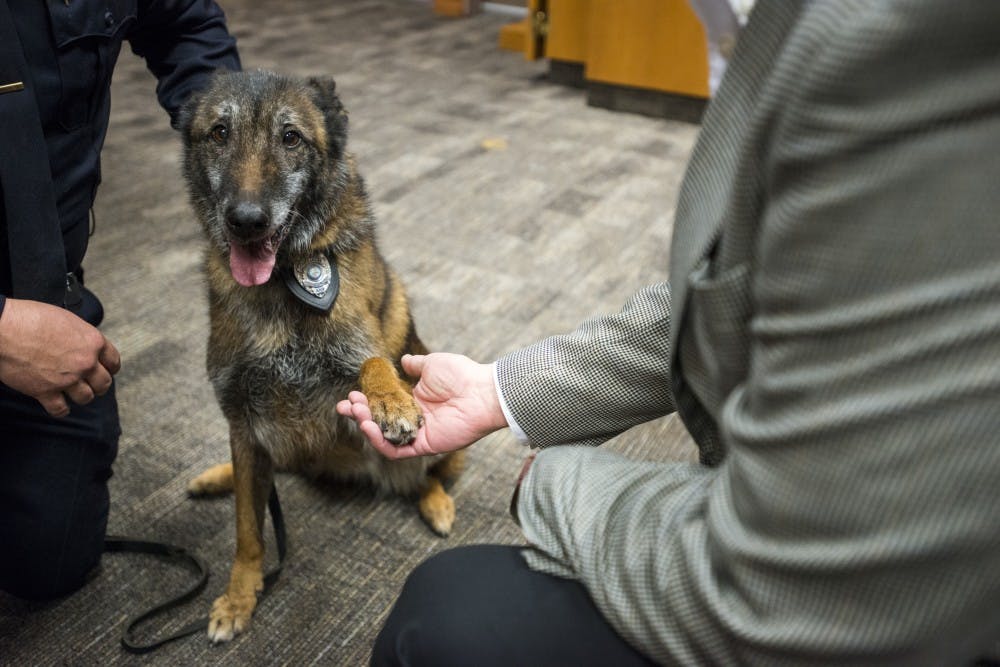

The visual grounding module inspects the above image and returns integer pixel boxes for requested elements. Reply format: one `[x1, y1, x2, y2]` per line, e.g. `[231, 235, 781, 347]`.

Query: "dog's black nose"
[225, 201, 270, 239]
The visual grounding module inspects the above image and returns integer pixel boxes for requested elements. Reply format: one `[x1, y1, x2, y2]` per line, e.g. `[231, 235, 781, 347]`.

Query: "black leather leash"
[106, 484, 287, 654]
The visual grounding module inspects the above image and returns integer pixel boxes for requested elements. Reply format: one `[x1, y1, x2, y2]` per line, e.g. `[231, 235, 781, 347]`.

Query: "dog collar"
[284, 251, 339, 313]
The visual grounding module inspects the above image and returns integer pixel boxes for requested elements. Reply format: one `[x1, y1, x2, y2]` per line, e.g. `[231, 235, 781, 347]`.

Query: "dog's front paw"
[358, 357, 423, 444]
[207, 592, 256, 643]
[368, 391, 422, 444]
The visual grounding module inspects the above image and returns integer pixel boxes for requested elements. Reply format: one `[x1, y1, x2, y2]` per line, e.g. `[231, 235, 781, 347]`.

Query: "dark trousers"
[371, 545, 656, 667]
[0, 288, 120, 600]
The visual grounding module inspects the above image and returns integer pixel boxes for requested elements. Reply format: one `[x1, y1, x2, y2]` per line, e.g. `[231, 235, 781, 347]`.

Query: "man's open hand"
[337, 353, 508, 459]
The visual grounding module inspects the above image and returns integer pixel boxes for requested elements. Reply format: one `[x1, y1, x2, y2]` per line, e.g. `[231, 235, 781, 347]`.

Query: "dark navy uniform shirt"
[0, 0, 240, 299]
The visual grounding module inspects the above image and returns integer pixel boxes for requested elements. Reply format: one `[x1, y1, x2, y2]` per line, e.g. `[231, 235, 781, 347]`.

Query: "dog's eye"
[210, 124, 229, 145]
[282, 130, 302, 148]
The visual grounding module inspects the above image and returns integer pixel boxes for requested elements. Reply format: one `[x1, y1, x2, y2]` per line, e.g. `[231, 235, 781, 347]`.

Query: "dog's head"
[180, 70, 349, 287]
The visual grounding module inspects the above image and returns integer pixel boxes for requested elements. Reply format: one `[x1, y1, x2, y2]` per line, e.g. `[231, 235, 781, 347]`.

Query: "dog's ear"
[306, 76, 348, 160]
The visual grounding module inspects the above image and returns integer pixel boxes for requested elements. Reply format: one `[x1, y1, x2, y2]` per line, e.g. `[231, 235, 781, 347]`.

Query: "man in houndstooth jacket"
[341, 2, 1000, 664]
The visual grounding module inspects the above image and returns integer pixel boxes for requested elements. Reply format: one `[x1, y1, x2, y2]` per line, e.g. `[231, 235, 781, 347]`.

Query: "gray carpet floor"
[0, 1, 698, 664]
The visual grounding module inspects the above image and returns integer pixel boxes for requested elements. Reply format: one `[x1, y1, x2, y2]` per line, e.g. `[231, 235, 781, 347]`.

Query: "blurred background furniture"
[500, 0, 709, 122]
[434, 0, 482, 17]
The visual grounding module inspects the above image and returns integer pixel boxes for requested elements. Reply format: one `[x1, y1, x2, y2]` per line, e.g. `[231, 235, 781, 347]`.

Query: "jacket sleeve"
[515, 3, 1000, 665]
[128, 0, 240, 127]
[495, 281, 675, 449]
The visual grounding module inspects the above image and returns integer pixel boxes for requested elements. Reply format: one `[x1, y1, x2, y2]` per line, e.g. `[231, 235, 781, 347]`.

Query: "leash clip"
[63, 272, 83, 309]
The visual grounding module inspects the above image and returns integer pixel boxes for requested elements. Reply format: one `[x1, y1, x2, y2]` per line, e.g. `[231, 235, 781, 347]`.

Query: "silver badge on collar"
[285, 252, 339, 312]
[295, 254, 332, 298]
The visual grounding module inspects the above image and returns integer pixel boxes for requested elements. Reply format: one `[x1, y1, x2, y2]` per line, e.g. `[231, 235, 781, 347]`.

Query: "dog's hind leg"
[418, 476, 455, 537]
[431, 450, 465, 484]
[208, 429, 273, 643]
[188, 462, 234, 496]
[417, 451, 465, 537]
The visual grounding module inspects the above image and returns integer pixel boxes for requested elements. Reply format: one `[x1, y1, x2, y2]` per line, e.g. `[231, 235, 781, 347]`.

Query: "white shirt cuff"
[492, 361, 530, 445]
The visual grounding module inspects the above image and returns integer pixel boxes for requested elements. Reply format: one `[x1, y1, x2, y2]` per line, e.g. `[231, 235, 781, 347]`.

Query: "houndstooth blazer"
[496, 2, 1000, 664]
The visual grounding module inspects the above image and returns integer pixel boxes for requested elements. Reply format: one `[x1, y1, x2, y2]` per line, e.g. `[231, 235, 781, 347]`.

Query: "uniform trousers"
[0, 288, 119, 600]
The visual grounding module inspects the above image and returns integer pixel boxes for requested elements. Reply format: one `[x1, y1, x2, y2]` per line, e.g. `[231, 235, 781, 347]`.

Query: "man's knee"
[0, 452, 112, 601]
[0, 517, 105, 600]
[0, 385, 118, 601]
[372, 546, 523, 667]
[372, 550, 461, 666]
[372, 545, 654, 667]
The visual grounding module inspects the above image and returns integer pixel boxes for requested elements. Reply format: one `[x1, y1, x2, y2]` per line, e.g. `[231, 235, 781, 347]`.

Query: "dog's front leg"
[208, 427, 273, 643]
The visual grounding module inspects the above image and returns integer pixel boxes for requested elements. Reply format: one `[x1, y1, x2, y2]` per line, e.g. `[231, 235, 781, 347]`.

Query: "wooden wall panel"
[546, 0, 591, 64]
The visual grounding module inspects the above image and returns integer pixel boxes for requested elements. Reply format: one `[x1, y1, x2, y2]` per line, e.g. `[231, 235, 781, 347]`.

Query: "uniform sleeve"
[494, 281, 675, 449]
[128, 0, 240, 127]
[516, 4, 1000, 665]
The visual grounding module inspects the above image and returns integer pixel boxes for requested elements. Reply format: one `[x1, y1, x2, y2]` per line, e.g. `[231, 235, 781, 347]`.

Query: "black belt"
[106, 484, 287, 654]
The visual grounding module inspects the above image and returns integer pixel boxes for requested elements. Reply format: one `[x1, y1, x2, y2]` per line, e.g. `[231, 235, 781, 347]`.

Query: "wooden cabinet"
[500, 0, 709, 121]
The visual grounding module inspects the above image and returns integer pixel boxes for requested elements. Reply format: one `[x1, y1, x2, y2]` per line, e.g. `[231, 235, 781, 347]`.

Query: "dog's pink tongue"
[229, 242, 277, 287]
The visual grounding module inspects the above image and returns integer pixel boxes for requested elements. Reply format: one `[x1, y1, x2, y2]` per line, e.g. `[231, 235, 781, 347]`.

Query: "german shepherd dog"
[179, 70, 462, 643]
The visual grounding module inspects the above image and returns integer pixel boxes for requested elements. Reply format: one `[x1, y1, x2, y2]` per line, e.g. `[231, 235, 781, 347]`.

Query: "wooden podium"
[500, 0, 709, 122]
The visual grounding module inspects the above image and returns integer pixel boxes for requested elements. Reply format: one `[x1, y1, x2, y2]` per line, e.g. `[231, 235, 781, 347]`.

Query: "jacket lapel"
[668, 0, 802, 368]
[666, 1, 802, 460]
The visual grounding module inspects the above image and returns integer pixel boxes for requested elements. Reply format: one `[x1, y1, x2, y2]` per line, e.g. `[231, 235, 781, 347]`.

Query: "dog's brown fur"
[179, 70, 462, 643]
